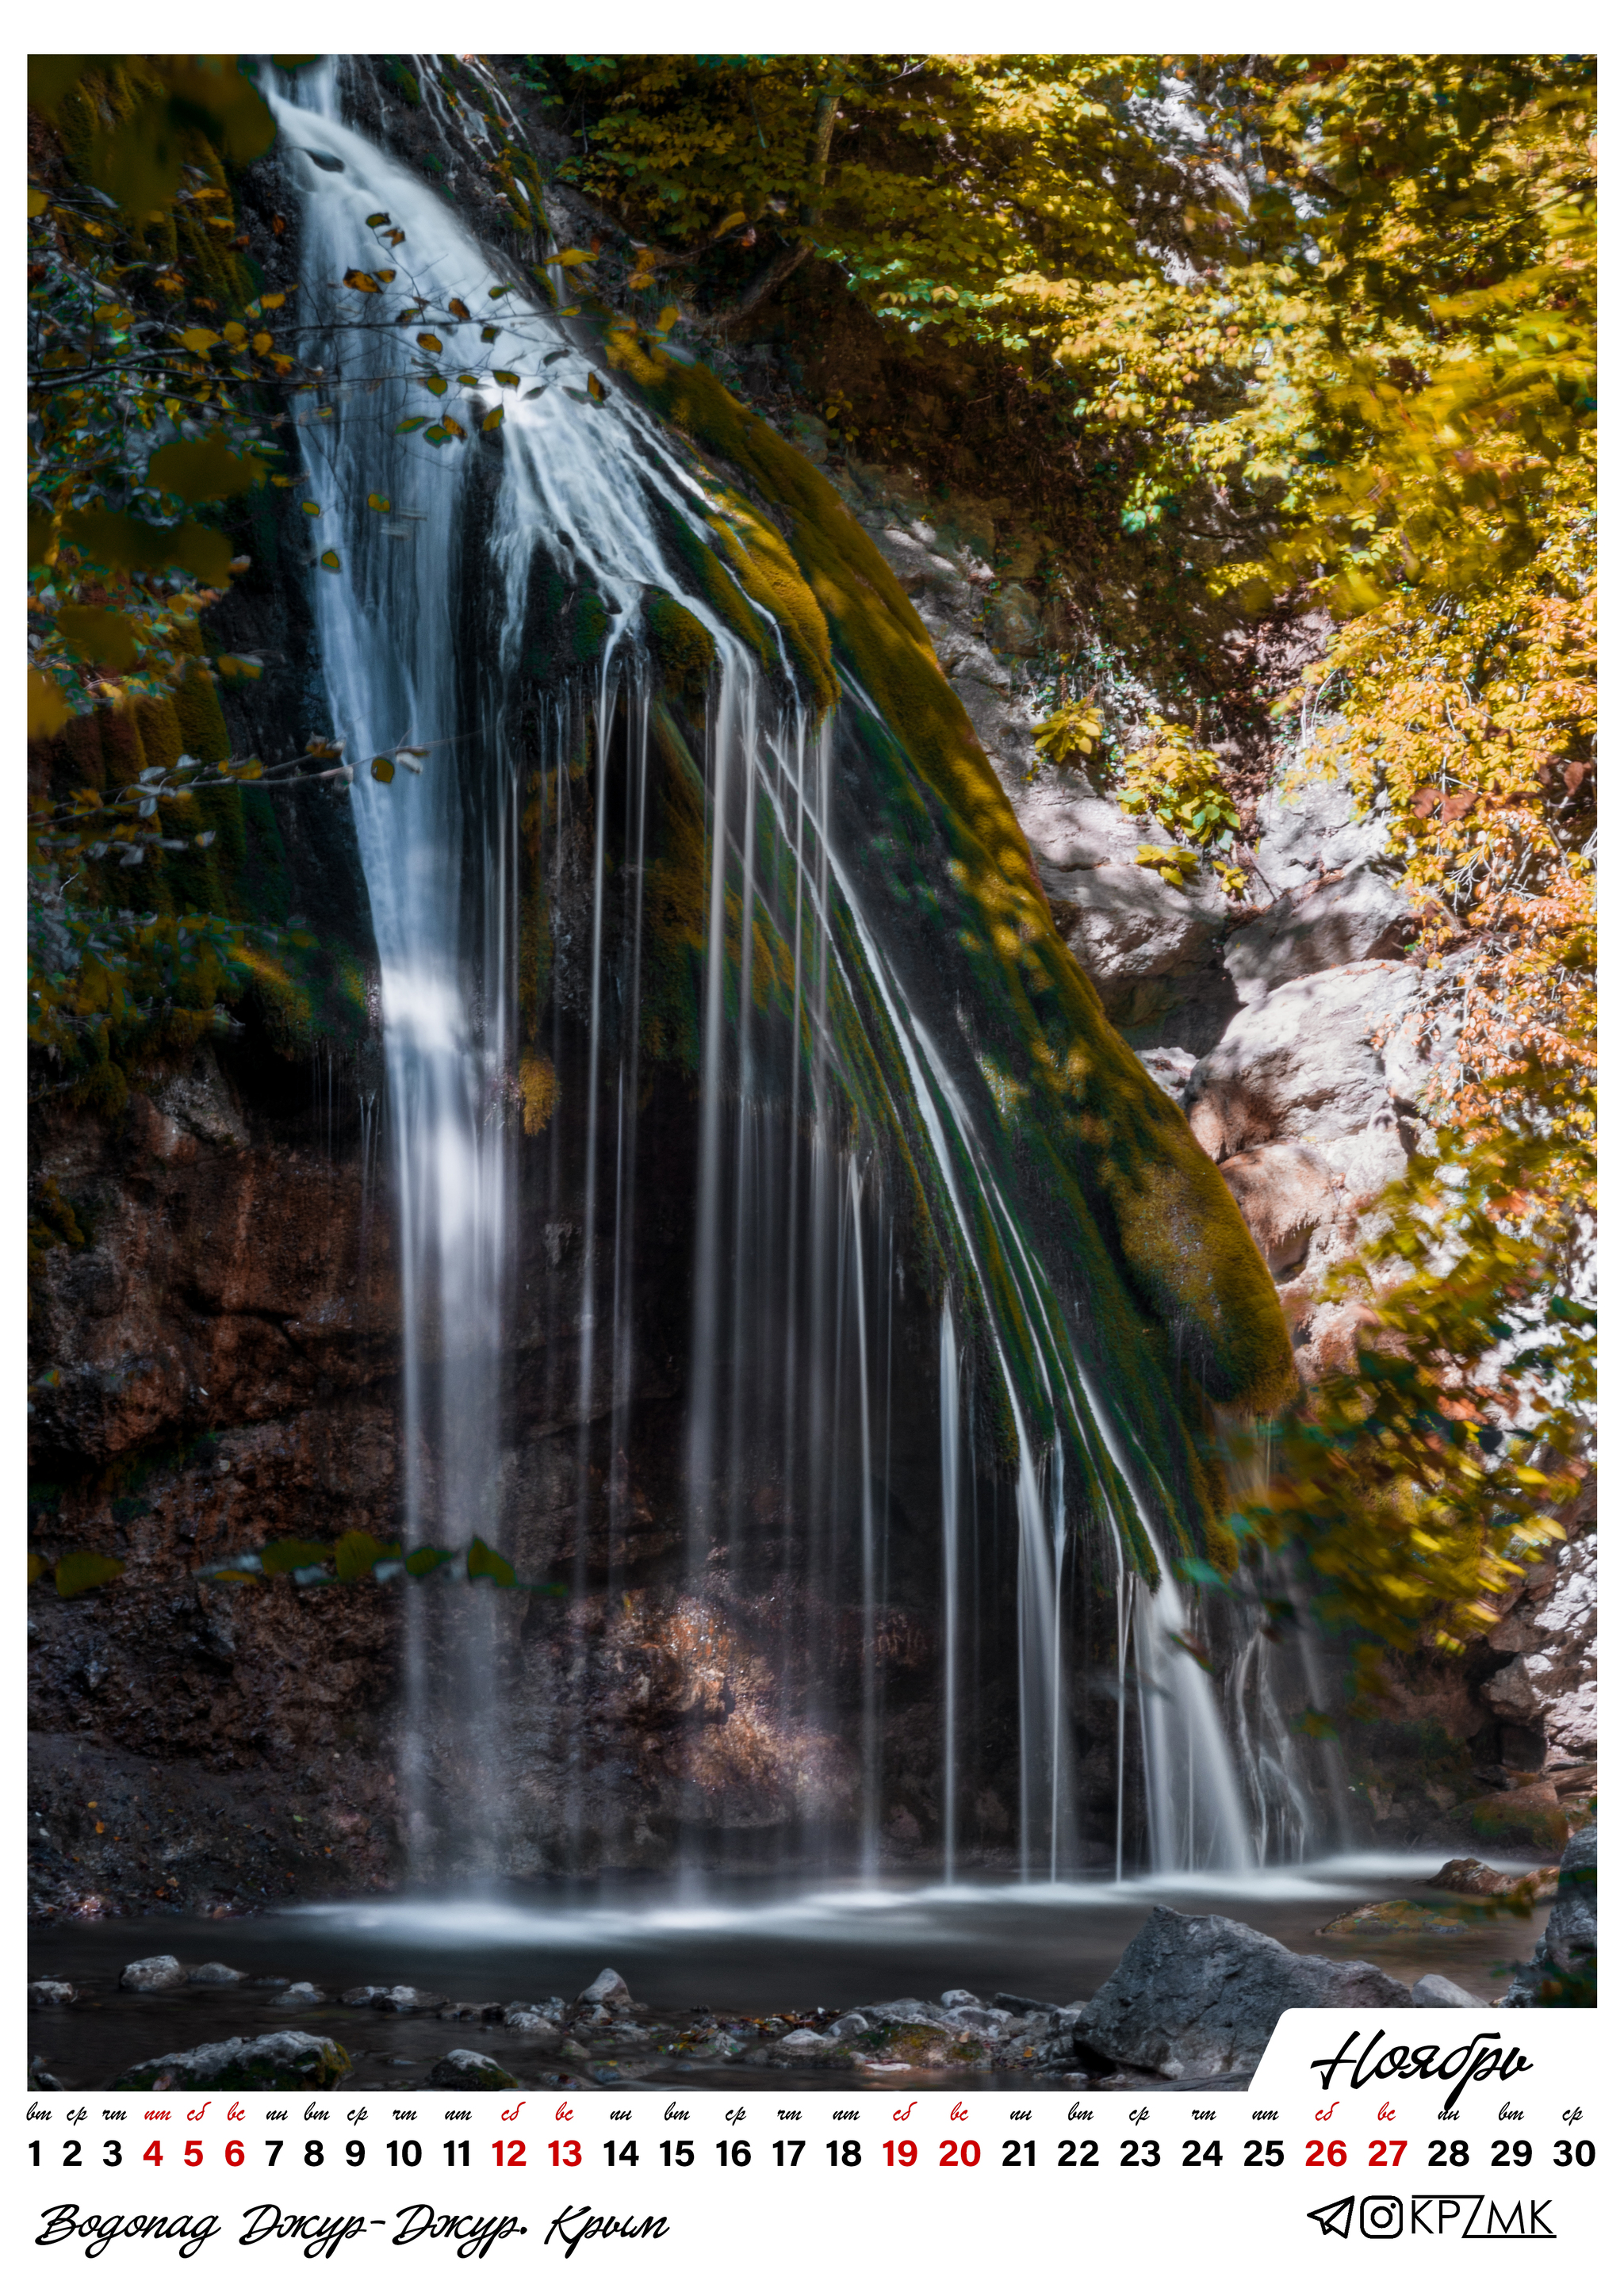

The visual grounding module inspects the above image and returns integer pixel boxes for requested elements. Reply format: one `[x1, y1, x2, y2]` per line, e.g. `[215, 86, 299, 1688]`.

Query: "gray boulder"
[269, 1981, 327, 2008]
[1412, 1974, 1486, 2007]
[29, 1979, 75, 2008]
[576, 1967, 631, 2009]
[115, 2030, 350, 2091]
[1186, 960, 1423, 1166]
[1074, 1905, 1411, 2081]
[188, 1962, 247, 1985]
[1225, 871, 1415, 1008]
[429, 2049, 519, 2091]
[1254, 755, 1392, 891]
[340, 1984, 445, 2014]
[119, 1954, 186, 1992]
[1505, 1826, 1597, 2005]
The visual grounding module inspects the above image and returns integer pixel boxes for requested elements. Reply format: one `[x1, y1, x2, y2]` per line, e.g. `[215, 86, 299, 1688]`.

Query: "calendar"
[19, 2012, 1603, 2286]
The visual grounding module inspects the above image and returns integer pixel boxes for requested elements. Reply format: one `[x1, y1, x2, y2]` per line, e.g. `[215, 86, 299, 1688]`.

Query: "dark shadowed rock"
[430, 2049, 519, 2090]
[1225, 870, 1415, 1008]
[188, 1961, 247, 1984]
[115, 2030, 350, 2091]
[29, 1979, 75, 2007]
[1074, 1905, 1411, 2080]
[1505, 1826, 1596, 2006]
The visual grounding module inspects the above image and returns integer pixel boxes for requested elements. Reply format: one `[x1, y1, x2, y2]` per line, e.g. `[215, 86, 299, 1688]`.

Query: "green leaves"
[259, 1540, 330, 1575]
[146, 438, 265, 503]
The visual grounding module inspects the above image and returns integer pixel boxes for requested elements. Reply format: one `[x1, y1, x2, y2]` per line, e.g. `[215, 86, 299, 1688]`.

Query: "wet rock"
[115, 2030, 351, 2091]
[1505, 1826, 1597, 2007]
[502, 2012, 561, 2042]
[992, 1992, 1062, 2016]
[1426, 1858, 1516, 1897]
[1075, 1905, 1412, 2082]
[940, 1988, 982, 2010]
[1318, 1900, 1470, 1938]
[188, 1962, 247, 1984]
[851, 1996, 955, 2030]
[1216, 1142, 1339, 1278]
[849, 2020, 988, 2070]
[29, 2057, 63, 2091]
[29, 1979, 75, 2007]
[342, 1984, 446, 2015]
[824, 2012, 868, 2042]
[270, 1981, 327, 2008]
[120, 1954, 186, 1992]
[775, 2028, 834, 2057]
[1225, 871, 1414, 1008]
[437, 2000, 504, 2023]
[429, 2049, 518, 2091]
[576, 1967, 631, 2010]
[1412, 1974, 1486, 2007]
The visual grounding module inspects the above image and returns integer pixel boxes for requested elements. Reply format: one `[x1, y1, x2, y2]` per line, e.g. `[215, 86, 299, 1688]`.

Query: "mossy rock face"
[644, 589, 715, 703]
[114, 2030, 351, 2091]
[606, 331, 1294, 1435]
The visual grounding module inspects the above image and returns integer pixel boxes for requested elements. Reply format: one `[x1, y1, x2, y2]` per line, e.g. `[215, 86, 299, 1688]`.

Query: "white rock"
[1186, 960, 1422, 1161]
[1411, 1973, 1486, 2007]
[1224, 870, 1415, 1008]
[1254, 753, 1392, 891]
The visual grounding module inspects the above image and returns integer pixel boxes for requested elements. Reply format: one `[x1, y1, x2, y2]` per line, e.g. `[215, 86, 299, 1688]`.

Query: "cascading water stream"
[270, 58, 1315, 1887]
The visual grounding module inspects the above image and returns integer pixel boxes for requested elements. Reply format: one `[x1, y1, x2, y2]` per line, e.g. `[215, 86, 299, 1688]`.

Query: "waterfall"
[269, 58, 1311, 1885]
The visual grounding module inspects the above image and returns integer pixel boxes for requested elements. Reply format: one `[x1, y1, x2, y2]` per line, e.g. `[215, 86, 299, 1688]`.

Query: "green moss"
[644, 589, 715, 703]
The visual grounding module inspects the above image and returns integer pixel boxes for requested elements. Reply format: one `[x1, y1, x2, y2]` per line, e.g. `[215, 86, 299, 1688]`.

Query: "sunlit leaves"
[481, 408, 504, 431]
[416, 331, 443, 351]
[318, 548, 341, 571]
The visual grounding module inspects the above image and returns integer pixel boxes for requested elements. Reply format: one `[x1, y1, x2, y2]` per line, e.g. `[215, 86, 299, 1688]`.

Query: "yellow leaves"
[366, 492, 391, 512]
[481, 407, 504, 432]
[343, 268, 383, 293]
[370, 756, 395, 783]
[301, 499, 321, 515]
[318, 549, 341, 572]
[519, 1050, 557, 1135]
[441, 414, 466, 440]
[261, 291, 287, 310]
[251, 331, 272, 354]
[553, 247, 592, 266]
[177, 327, 220, 353]
[492, 369, 519, 388]
[586, 372, 607, 404]
[416, 331, 443, 353]
[28, 668, 72, 740]
[423, 375, 449, 397]
[448, 296, 472, 321]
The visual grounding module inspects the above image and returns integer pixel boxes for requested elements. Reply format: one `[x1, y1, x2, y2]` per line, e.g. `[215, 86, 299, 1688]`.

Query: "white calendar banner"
[17, 2011, 1604, 2286]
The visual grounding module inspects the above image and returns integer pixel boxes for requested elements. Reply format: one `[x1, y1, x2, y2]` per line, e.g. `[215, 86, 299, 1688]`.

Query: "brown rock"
[1216, 1142, 1339, 1277]
[1457, 1781, 1572, 1854]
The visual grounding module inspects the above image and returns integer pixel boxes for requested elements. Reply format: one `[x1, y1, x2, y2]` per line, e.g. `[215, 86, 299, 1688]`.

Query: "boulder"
[1254, 755, 1392, 891]
[1412, 1974, 1486, 2007]
[1426, 1858, 1515, 1896]
[775, 2028, 834, 2057]
[1074, 1905, 1411, 2081]
[429, 2049, 519, 2091]
[115, 2030, 350, 2091]
[188, 1962, 247, 1984]
[119, 1954, 186, 1992]
[1185, 960, 1423, 1164]
[269, 1981, 327, 2008]
[1479, 1532, 1596, 1765]
[576, 1968, 631, 2010]
[1457, 1781, 1571, 1854]
[1505, 1826, 1597, 2007]
[340, 1984, 446, 2015]
[1225, 870, 1415, 1008]
[28, 1979, 75, 2007]
[1216, 1142, 1339, 1277]
[501, 2011, 561, 2041]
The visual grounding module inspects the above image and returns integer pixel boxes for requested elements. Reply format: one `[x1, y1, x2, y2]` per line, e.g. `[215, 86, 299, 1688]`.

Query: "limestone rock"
[1254, 755, 1392, 891]
[115, 2030, 351, 2091]
[1480, 1533, 1596, 1765]
[1412, 1974, 1486, 2007]
[1319, 1900, 1469, 1938]
[429, 2049, 519, 2091]
[120, 1954, 186, 1992]
[1225, 870, 1415, 1008]
[1074, 1905, 1411, 2081]
[1216, 1142, 1339, 1278]
[577, 1967, 631, 2010]
[1186, 960, 1422, 1164]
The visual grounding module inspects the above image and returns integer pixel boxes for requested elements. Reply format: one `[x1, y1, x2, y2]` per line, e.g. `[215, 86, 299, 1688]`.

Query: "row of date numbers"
[28, 2137, 1598, 2172]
